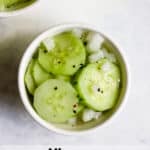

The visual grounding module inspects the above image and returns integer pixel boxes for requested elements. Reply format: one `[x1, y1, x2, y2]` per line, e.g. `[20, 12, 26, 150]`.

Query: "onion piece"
[72, 28, 83, 38]
[68, 117, 77, 125]
[82, 109, 102, 122]
[42, 38, 55, 51]
[88, 50, 105, 63]
[101, 48, 117, 63]
[86, 32, 104, 53]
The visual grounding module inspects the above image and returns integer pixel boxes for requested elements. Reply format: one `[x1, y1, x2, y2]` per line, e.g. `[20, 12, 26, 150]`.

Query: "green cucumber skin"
[24, 59, 36, 95]
[33, 60, 52, 86]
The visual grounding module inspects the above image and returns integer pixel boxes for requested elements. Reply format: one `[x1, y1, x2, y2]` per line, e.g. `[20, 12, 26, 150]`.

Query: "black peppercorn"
[73, 110, 76, 114]
[54, 86, 58, 90]
[97, 88, 100, 92]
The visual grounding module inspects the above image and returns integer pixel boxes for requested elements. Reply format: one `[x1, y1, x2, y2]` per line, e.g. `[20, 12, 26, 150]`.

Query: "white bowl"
[0, 0, 39, 18]
[18, 23, 130, 135]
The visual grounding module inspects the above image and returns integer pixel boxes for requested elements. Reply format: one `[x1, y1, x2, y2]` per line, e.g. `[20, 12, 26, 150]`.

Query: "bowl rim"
[0, 0, 39, 18]
[18, 23, 130, 135]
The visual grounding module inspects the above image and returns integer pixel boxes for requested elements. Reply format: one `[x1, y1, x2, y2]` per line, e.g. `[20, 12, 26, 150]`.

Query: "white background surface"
[0, 0, 150, 146]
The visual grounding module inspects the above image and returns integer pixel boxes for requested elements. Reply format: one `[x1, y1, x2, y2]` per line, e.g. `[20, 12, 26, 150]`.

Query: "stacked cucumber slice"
[24, 59, 36, 95]
[25, 30, 121, 124]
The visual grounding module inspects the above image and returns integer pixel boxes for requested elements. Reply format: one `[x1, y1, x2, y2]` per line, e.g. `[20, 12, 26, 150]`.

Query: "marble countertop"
[0, 0, 150, 146]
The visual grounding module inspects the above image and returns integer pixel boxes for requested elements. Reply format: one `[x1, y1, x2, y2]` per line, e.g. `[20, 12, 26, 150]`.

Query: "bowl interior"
[19, 24, 129, 134]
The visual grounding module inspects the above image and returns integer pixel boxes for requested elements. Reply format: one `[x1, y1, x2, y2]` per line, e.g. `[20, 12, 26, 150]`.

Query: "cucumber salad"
[0, 0, 36, 11]
[24, 28, 121, 126]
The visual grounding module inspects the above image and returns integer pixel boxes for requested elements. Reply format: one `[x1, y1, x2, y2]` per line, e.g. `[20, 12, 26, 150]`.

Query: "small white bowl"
[0, 0, 39, 18]
[18, 23, 130, 135]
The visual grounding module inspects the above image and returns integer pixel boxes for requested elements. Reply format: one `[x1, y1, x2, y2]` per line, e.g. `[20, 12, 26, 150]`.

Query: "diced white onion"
[88, 50, 104, 63]
[94, 112, 102, 119]
[42, 38, 55, 51]
[68, 117, 77, 125]
[86, 32, 104, 53]
[107, 53, 116, 63]
[82, 109, 102, 122]
[72, 28, 83, 38]
[101, 48, 116, 63]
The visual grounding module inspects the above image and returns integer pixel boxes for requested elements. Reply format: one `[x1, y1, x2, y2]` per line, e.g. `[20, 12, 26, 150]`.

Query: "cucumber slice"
[33, 60, 52, 86]
[76, 59, 120, 111]
[55, 75, 70, 82]
[34, 79, 82, 123]
[24, 59, 36, 95]
[38, 32, 86, 75]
